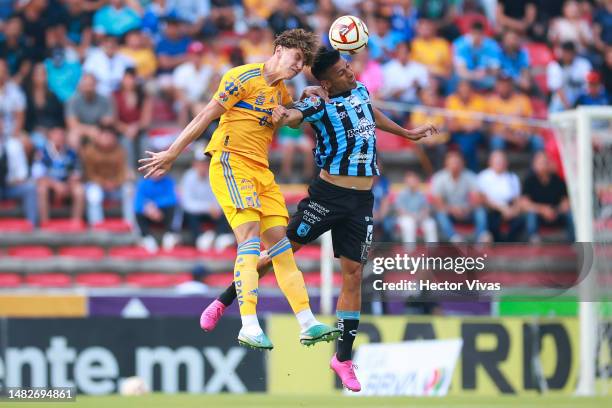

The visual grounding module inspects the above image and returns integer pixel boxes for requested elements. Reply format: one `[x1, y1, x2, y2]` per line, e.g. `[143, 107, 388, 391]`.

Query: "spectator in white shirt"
[547, 41, 592, 112]
[179, 150, 233, 251]
[0, 136, 38, 226]
[172, 41, 216, 126]
[477, 151, 524, 242]
[83, 34, 135, 97]
[0, 60, 26, 146]
[381, 41, 429, 105]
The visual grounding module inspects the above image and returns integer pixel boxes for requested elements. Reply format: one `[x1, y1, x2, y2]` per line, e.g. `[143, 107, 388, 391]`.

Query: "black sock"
[217, 282, 237, 307]
[336, 313, 360, 362]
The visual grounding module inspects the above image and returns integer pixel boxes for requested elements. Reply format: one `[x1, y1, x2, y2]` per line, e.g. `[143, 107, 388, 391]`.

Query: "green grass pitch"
[13, 394, 611, 408]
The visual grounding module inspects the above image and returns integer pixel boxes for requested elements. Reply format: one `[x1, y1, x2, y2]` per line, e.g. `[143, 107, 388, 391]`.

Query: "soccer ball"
[119, 376, 149, 396]
[328, 15, 369, 55]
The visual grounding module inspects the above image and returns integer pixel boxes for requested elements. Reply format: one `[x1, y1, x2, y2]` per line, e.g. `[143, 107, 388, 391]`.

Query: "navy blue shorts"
[286, 176, 374, 264]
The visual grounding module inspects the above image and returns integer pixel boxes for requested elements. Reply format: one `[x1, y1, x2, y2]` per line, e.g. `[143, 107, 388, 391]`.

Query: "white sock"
[296, 308, 319, 331]
[241, 314, 263, 336]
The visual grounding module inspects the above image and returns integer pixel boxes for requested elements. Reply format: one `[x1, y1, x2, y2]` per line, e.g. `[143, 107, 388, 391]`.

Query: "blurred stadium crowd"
[0, 0, 610, 251]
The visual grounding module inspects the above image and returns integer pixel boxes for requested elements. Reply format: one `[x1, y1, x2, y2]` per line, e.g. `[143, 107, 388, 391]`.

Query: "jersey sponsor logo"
[303, 209, 321, 224]
[218, 91, 229, 102]
[346, 117, 375, 140]
[259, 115, 273, 128]
[309, 96, 321, 107]
[349, 152, 373, 163]
[297, 222, 311, 237]
[348, 95, 362, 111]
[307, 201, 330, 215]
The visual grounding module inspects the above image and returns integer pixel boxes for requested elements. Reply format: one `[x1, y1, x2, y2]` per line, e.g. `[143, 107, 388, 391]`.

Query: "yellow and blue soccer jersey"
[205, 63, 292, 167]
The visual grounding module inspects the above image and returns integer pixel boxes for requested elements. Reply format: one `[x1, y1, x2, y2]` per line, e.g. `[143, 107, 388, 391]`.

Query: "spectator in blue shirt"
[575, 71, 610, 107]
[368, 14, 406, 62]
[93, 0, 142, 37]
[134, 174, 180, 252]
[44, 48, 82, 103]
[32, 127, 84, 225]
[453, 21, 501, 89]
[155, 14, 191, 74]
[498, 30, 532, 93]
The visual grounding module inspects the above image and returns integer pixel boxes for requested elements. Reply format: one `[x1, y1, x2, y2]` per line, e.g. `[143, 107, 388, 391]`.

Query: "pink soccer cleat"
[330, 353, 361, 392]
[200, 300, 226, 332]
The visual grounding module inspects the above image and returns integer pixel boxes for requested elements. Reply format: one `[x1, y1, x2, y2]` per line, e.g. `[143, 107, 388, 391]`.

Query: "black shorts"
[286, 176, 374, 264]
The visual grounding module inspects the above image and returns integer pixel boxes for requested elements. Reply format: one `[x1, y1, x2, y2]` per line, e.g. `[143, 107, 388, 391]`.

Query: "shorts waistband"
[313, 175, 373, 195]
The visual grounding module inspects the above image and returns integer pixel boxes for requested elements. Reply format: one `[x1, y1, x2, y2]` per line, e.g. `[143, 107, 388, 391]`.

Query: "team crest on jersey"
[294, 100, 309, 109]
[297, 222, 311, 237]
[246, 196, 254, 207]
[255, 92, 266, 106]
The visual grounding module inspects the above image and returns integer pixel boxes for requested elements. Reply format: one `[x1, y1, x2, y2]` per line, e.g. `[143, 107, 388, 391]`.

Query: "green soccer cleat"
[300, 323, 342, 347]
[237, 329, 274, 350]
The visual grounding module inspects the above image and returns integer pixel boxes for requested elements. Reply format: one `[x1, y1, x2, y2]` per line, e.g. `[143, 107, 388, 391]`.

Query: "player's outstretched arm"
[138, 100, 226, 178]
[271, 106, 304, 129]
[373, 107, 438, 142]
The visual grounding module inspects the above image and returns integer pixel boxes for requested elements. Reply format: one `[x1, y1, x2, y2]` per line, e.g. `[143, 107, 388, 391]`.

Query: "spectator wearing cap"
[547, 41, 592, 112]
[575, 72, 610, 107]
[381, 42, 429, 123]
[453, 21, 501, 90]
[445, 80, 487, 172]
[179, 148, 233, 251]
[172, 41, 216, 126]
[487, 73, 543, 152]
[477, 151, 523, 242]
[113, 68, 153, 167]
[411, 19, 452, 82]
[83, 34, 135, 97]
[431, 151, 489, 243]
[65, 73, 116, 147]
[119, 30, 158, 79]
[520, 152, 574, 243]
[32, 127, 84, 225]
[155, 13, 191, 74]
[81, 125, 133, 226]
[93, 0, 142, 37]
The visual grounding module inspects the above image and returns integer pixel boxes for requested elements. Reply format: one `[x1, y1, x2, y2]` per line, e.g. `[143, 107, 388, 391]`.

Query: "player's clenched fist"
[272, 106, 290, 126]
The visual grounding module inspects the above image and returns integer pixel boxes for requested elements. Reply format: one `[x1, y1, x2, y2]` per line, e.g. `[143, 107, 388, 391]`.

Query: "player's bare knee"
[234, 221, 260, 244]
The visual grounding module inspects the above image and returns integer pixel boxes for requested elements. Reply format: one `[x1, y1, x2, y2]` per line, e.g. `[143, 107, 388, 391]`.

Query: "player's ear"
[320, 79, 331, 91]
